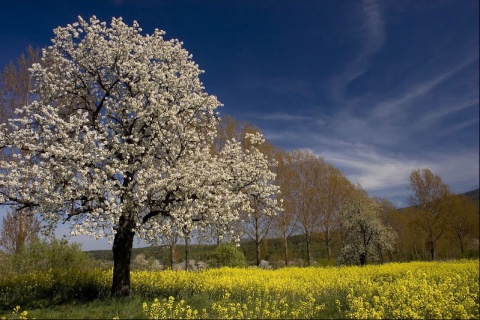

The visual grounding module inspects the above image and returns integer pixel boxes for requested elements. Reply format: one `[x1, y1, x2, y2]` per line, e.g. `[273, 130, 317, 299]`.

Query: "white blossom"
[0, 16, 280, 248]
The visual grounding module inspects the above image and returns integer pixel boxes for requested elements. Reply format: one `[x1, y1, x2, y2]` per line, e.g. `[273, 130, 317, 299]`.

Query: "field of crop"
[1, 260, 478, 319]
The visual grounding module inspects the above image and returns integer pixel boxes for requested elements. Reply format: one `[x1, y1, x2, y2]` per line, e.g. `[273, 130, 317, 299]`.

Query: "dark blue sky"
[1, 1, 478, 249]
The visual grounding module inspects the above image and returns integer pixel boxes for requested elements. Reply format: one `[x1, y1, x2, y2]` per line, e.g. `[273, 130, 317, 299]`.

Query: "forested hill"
[463, 188, 479, 209]
[398, 188, 479, 212]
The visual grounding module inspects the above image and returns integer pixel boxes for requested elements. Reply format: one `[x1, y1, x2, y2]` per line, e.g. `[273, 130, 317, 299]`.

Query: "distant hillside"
[399, 188, 479, 212]
[462, 188, 479, 209]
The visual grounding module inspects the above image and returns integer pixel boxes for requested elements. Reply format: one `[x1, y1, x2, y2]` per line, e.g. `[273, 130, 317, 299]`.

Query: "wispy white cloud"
[371, 57, 478, 121]
[438, 118, 479, 137]
[418, 98, 478, 126]
[244, 112, 312, 122]
[360, 0, 386, 56]
[262, 109, 478, 207]
[329, 0, 386, 101]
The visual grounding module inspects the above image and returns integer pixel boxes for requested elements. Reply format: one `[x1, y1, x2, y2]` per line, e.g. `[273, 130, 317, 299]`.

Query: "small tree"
[286, 150, 327, 265]
[0, 16, 280, 297]
[318, 164, 355, 261]
[272, 149, 298, 266]
[446, 194, 479, 257]
[0, 210, 41, 253]
[408, 168, 451, 260]
[208, 243, 246, 268]
[6, 237, 90, 274]
[339, 187, 396, 266]
[0, 46, 41, 126]
[212, 116, 280, 266]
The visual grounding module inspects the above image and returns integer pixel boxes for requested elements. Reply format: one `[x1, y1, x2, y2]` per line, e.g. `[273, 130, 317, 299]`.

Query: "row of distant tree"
[1, 164, 478, 268]
[0, 46, 478, 270]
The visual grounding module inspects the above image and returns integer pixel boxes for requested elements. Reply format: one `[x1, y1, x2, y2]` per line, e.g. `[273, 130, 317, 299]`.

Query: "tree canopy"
[0, 16, 280, 296]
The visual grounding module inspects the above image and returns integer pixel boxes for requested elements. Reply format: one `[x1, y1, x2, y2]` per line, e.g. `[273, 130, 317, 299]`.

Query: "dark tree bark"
[111, 215, 135, 297]
[184, 233, 190, 271]
[429, 240, 436, 261]
[305, 232, 312, 266]
[169, 243, 176, 269]
[359, 251, 367, 266]
[283, 237, 289, 266]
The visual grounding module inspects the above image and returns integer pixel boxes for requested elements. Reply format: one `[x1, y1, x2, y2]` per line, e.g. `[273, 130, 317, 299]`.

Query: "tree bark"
[325, 230, 331, 260]
[111, 215, 135, 297]
[359, 251, 367, 266]
[305, 233, 312, 266]
[429, 240, 436, 261]
[256, 241, 261, 267]
[283, 236, 289, 266]
[184, 235, 190, 271]
[169, 244, 176, 269]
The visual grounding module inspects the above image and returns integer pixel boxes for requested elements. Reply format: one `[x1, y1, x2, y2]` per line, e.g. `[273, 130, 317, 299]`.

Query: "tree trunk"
[359, 251, 367, 266]
[16, 211, 25, 254]
[429, 240, 436, 260]
[305, 233, 312, 266]
[111, 215, 135, 297]
[456, 232, 465, 256]
[283, 236, 289, 266]
[169, 244, 176, 269]
[325, 231, 331, 261]
[256, 241, 261, 267]
[184, 235, 190, 271]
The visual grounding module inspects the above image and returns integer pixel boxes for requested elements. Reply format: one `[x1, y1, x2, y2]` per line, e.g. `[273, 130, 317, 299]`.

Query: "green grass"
[2, 298, 146, 319]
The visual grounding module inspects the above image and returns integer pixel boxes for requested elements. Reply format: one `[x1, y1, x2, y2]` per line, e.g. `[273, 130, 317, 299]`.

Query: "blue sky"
[1, 0, 478, 250]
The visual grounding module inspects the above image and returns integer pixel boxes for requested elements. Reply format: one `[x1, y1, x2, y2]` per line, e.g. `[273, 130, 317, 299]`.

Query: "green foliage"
[0, 237, 109, 311]
[3, 237, 91, 274]
[0, 269, 109, 309]
[208, 244, 246, 268]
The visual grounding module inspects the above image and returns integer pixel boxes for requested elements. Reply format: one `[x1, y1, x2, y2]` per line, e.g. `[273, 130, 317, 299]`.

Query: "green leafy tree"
[7, 237, 91, 274]
[208, 243, 246, 268]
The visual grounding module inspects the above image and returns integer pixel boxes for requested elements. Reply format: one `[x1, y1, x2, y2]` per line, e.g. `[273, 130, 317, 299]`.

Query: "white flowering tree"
[0, 16, 280, 297]
[338, 186, 396, 266]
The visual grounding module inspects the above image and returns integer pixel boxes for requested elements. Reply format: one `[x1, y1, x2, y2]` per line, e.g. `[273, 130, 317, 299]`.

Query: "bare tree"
[408, 168, 451, 260]
[272, 149, 299, 266]
[285, 150, 327, 265]
[242, 196, 276, 266]
[0, 48, 43, 255]
[318, 164, 355, 260]
[0, 210, 41, 253]
[0, 46, 41, 124]
[446, 194, 479, 256]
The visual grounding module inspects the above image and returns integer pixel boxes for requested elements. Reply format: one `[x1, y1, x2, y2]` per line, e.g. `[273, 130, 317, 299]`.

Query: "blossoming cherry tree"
[0, 16, 280, 297]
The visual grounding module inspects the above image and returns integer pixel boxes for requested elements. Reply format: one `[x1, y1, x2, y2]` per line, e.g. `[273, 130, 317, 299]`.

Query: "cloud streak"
[329, 0, 386, 102]
[371, 57, 478, 122]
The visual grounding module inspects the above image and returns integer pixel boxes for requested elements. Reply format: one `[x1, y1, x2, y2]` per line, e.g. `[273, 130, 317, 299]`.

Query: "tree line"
[0, 17, 478, 298]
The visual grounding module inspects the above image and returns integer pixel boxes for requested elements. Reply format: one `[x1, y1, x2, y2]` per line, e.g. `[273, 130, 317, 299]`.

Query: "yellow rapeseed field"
[1, 260, 478, 319]
[137, 260, 479, 319]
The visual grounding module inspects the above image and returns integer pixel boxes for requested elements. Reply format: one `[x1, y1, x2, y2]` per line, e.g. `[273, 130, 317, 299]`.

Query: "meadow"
[0, 260, 478, 319]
